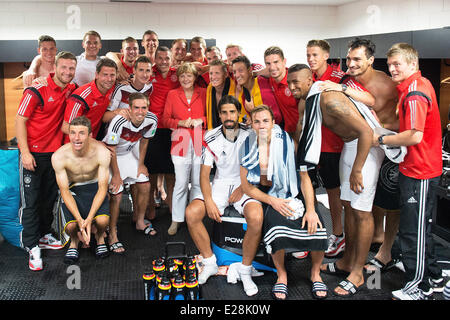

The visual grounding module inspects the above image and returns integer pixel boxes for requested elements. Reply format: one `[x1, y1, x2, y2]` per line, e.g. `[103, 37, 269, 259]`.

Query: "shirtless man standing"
[344, 39, 401, 272]
[23, 35, 57, 87]
[288, 64, 384, 297]
[52, 116, 111, 264]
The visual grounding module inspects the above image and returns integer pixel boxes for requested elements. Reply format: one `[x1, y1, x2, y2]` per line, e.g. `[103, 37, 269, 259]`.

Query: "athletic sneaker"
[325, 234, 345, 258]
[28, 245, 43, 271]
[392, 288, 434, 300]
[39, 233, 63, 250]
[427, 277, 446, 293]
[292, 251, 309, 259]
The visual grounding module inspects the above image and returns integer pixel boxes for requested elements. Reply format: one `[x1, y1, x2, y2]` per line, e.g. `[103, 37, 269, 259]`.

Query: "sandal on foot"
[311, 281, 328, 300]
[136, 224, 157, 236]
[321, 262, 350, 276]
[334, 279, 361, 298]
[95, 244, 109, 259]
[364, 257, 396, 273]
[271, 283, 288, 300]
[109, 242, 125, 255]
[64, 248, 79, 265]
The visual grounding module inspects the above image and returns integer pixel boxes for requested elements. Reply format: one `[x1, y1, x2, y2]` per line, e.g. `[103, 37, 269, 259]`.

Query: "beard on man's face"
[223, 120, 237, 130]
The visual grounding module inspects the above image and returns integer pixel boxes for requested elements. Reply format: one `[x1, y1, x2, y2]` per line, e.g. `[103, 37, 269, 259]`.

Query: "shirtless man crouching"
[51, 116, 112, 264]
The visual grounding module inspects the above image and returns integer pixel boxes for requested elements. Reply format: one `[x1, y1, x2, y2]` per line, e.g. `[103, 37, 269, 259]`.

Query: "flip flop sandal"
[64, 248, 79, 265]
[334, 279, 361, 298]
[109, 242, 125, 255]
[311, 281, 328, 300]
[364, 258, 396, 273]
[271, 283, 288, 300]
[95, 244, 109, 259]
[321, 262, 350, 276]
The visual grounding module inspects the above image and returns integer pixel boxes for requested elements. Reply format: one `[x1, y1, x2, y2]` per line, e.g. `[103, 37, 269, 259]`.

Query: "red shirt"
[161, 86, 206, 157]
[269, 68, 299, 133]
[17, 74, 76, 153]
[121, 56, 134, 75]
[150, 65, 180, 128]
[313, 64, 368, 153]
[64, 80, 115, 141]
[397, 71, 442, 179]
[199, 57, 210, 86]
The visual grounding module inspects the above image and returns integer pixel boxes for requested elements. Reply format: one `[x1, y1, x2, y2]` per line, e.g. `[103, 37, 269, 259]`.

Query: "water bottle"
[156, 273, 172, 301]
[174, 258, 184, 275]
[142, 271, 156, 300]
[152, 257, 165, 275]
[170, 274, 186, 300]
[184, 272, 199, 300]
[183, 256, 198, 279]
[166, 258, 179, 282]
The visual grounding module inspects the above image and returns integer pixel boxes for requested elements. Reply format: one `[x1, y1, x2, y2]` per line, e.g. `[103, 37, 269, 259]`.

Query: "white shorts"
[110, 148, 149, 195]
[196, 181, 260, 216]
[339, 139, 384, 212]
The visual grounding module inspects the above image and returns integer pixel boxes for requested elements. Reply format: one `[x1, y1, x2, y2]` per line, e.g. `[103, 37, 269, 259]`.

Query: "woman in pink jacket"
[162, 62, 206, 235]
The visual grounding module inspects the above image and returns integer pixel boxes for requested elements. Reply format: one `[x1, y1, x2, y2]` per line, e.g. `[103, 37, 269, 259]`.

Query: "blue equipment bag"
[0, 148, 23, 248]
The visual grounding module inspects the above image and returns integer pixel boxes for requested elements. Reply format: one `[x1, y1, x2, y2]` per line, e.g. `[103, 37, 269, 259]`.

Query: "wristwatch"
[378, 134, 386, 145]
[341, 84, 348, 93]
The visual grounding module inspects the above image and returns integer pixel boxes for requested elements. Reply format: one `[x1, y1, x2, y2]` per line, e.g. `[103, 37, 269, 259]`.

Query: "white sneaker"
[324, 234, 345, 257]
[392, 288, 433, 300]
[39, 233, 63, 250]
[198, 255, 219, 285]
[28, 245, 43, 271]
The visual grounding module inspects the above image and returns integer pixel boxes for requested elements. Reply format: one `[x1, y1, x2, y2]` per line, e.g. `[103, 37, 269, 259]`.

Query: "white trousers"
[171, 142, 202, 222]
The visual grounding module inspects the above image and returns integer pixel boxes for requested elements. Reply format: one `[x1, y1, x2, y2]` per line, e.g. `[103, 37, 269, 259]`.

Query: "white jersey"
[73, 53, 102, 86]
[202, 124, 249, 185]
[108, 82, 153, 111]
[103, 112, 157, 156]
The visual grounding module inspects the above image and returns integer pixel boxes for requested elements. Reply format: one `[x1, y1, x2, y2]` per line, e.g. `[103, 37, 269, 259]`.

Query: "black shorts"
[317, 152, 341, 189]
[144, 128, 174, 174]
[61, 181, 110, 229]
[373, 157, 400, 211]
[307, 167, 320, 190]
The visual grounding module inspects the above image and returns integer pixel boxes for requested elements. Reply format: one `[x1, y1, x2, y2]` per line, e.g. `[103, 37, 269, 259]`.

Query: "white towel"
[297, 81, 407, 165]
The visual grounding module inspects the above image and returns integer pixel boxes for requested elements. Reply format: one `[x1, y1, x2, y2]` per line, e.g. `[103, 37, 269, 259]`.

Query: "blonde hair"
[387, 43, 419, 70]
[176, 62, 198, 78]
[250, 104, 274, 121]
[226, 44, 243, 52]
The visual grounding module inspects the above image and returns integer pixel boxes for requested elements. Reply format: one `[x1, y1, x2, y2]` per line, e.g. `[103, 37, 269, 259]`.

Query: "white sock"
[239, 264, 258, 296]
[198, 254, 218, 285]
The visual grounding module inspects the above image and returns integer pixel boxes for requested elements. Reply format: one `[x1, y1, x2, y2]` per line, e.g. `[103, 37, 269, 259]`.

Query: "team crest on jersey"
[171, 74, 178, 82]
[285, 88, 292, 97]
[107, 133, 118, 144]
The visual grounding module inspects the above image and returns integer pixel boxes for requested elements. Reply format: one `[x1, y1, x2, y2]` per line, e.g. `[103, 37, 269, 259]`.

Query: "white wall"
[0, 1, 338, 65]
[0, 1, 448, 64]
[334, 0, 450, 38]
